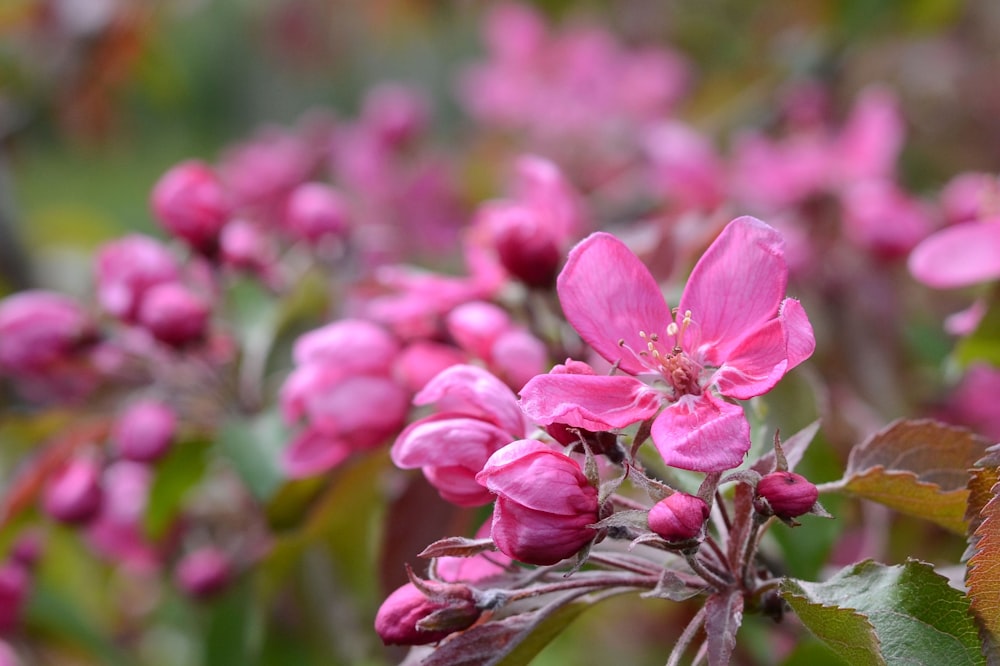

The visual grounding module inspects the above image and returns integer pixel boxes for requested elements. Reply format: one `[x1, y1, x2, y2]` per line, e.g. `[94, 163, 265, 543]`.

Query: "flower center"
[618, 310, 704, 400]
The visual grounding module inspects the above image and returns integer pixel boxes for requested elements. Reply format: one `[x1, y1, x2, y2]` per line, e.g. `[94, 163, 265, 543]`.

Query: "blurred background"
[2, 1, 999, 664]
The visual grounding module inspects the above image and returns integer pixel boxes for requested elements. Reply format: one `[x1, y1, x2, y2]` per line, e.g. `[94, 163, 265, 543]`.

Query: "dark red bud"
[648, 493, 710, 543]
[137, 283, 210, 348]
[754, 471, 818, 519]
[43, 459, 103, 525]
[374, 581, 480, 646]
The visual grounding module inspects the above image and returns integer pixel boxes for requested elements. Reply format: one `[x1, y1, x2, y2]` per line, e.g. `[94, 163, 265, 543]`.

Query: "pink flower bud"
[361, 83, 429, 149]
[112, 400, 177, 462]
[94, 234, 180, 322]
[284, 182, 351, 244]
[9, 532, 43, 570]
[445, 301, 511, 360]
[137, 283, 210, 347]
[488, 204, 561, 288]
[0, 563, 29, 633]
[374, 581, 480, 646]
[0, 290, 95, 375]
[150, 160, 230, 254]
[476, 440, 598, 565]
[754, 471, 818, 519]
[43, 458, 103, 525]
[175, 547, 232, 600]
[647, 493, 710, 543]
[219, 219, 274, 272]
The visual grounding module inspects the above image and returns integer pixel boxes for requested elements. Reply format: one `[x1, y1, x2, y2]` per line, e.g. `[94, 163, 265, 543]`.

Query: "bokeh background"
[2, 1, 999, 664]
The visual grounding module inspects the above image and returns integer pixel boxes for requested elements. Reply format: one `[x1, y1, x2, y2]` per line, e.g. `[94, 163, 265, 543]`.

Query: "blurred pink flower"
[520, 216, 815, 472]
[908, 218, 1000, 289]
[94, 234, 180, 322]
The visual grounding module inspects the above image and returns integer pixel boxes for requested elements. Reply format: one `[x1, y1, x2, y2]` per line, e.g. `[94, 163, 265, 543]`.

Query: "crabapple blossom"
[754, 472, 819, 519]
[908, 217, 1000, 289]
[94, 234, 180, 322]
[648, 493, 710, 543]
[476, 439, 599, 565]
[520, 216, 815, 472]
[391, 364, 529, 506]
[137, 283, 211, 347]
[0, 290, 96, 376]
[374, 579, 481, 646]
[111, 400, 177, 462]
[150, 160, 230, 254]
[175, 547, 233, 600]
[42, 457, 104, 525]
[284, 182, 351, 244]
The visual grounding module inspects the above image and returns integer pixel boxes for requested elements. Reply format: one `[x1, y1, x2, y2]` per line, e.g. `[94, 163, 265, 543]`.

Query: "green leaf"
[217, 410, 287, 501]
[203, 579, 262, 666]
[144, 439, 209, 538]
[955, 289, 1000, 367]
[782, 559, 984, 666]
[832, 419, 989, 533]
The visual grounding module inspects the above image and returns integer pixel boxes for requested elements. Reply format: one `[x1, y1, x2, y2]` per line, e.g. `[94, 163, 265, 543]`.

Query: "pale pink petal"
[557, 232, 672, 375]
[908, 220, 1000, 289]
[283, 428, 352, 478]
[489, 327, 548, 391]
[394, 340, 468, 394]
[780, 298, 816, 370]
[306, 375, 409, 449]
[712, 318, 788, 400]
[651, 393, 750, 472]
[679, 217, 787, 364]
[945, 299, 986, 336]
[446, 301, 512, 360]
[390, 414, 515, 470]
[519, 372, 661, 430]
[414, 364, 527, 436]
[292, 319, 399, 373]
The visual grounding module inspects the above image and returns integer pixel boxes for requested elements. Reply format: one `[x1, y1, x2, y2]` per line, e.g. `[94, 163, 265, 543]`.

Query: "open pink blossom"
[520, 216, 815, 472]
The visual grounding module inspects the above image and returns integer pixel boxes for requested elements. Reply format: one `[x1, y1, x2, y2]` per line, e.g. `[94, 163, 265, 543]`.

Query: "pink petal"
[490, 497, 596, 566]
[306, 375, 409, 449]
[712, 318, 788, 400]
[908, 220, 1000, 289]
[557, 232, 672, 376]
[283, 428, 352, 478]
[477, 440, 596, 515]
[423, 465, 495, 507]
[651, 394, 750, 472]
[678, 217, 787, 365]
[780, 298, 816, 370]
[414, 364, 527, 437]
[519, 372, 661, 430]
[390, 414, 515, 470]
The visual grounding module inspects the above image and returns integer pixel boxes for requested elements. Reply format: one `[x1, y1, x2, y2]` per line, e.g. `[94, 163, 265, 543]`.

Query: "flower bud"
[43, 458, 103, 525]
[175, 547, 232, 600]
[111, 400, 177, 462]
[150, 160, 230, 254]
[754, 471, 818, 519]
[284, 182, 351, 244]
[647, 493, 710, 543]
[137, 283, 210, 347]
[94, 234, 180, 322]
[476, 440, 598, 565]
[486, 204, 561, 288]
[374, 581, 480, 646]
[0, 290, 96, 375]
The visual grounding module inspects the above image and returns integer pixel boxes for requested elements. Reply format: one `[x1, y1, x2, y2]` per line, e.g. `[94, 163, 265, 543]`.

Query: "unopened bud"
[374, 581, 481, 646]
[0, 563, 29, 633]
[489, 205, 561, 288]
[284, 182, 351, 244]
[43, 458, 103, 525]
[137, 283, 210, 347]
[754, 471, 818, 519]
[150, 160, 230, 254]
[175, 547, 232, 600]
[112, 400, 177, 462]
[648, 493, 709, 543]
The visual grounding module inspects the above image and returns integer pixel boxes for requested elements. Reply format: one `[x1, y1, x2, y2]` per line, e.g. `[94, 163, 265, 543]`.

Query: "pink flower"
[475, 439, 599, 566]
[648, 493, 710, 543]
[175, 547, 233, 600]
[374, 580, 480, 646]
[150, 160, 230, 254]
[111, 400, 177, 462]
[94, 234, 180, 322]
[908, 218, 1000, 289]
[520, 216, 815, 472]
[391, 365, 529, 506]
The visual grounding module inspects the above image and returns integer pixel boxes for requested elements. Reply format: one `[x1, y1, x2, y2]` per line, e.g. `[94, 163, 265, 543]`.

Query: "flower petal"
[519, 372, 661, 430]
[557, 232, 673, 375]
[283, 428, 352, 478]
[414, 364, 527, 437]
[477, 440, 597, 515]
[712, 318, 788, 400]
[650, 393, 750, 472]
[780, 298, 815, 370]
[679, 216, 787, 364]
[908, 220, 1000, 289]
[391, 414, 514, 470]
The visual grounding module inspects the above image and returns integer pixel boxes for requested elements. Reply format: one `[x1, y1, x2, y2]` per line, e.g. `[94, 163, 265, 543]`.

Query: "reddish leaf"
[966, 479, 1000, 661]
[418, 537, 496, 560]
[966, 444, 1000, 542]
[704, 589, 743, 666]
[833, 419, 989, 533]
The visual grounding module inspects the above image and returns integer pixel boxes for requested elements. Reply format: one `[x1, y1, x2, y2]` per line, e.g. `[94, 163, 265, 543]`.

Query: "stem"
[684, 551, 731, 591]
[665, 604, 707, 666]
[714, 490, 733, 534]
[740, 515, 772, 589]
[609, 493, 649, 511]
[504, 573, 658, 604]
[586, 552, 662, 576]
[703, 535, 729, 572]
